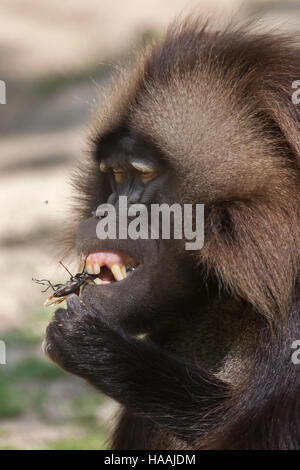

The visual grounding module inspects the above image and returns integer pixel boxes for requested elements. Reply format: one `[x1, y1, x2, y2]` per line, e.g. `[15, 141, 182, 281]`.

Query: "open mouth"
[82, 250, 138, 285]
[43, 250, 139, 307]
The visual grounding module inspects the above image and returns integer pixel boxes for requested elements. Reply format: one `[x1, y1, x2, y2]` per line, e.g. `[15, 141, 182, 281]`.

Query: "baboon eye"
[139, 171, 158, 184]
[130, 159, 160, 184]
[99, 162, 110, 173]
[99, 162, 125, 183]
[99, 158, 160, 185]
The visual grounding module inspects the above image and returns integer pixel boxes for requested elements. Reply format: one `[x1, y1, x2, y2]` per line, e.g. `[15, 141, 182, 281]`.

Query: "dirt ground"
[0, 0, 299, 451]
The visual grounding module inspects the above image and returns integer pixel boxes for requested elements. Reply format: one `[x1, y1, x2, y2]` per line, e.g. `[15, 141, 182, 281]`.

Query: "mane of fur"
[69, 19, 300, 325]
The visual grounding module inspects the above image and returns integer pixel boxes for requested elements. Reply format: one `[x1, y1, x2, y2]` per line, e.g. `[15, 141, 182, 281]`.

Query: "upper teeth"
[86, 259, 96, 275]
[86, 260, 127, 280]
[93, 262, 101, 274]
[111, 264, 125, 281]
[82, 252, 137, 283]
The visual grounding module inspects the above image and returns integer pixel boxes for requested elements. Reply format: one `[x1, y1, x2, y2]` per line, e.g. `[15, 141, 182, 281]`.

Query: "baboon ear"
[263, 81, 300, 164]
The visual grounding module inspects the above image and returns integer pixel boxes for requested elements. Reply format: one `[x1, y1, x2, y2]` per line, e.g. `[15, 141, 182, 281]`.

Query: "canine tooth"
[121, 265, 126, 278]
[93, 262, 101, 274]
[111, 264, 125, 281]
[86, 259, 94, 274]
[94, 278, 103, 285]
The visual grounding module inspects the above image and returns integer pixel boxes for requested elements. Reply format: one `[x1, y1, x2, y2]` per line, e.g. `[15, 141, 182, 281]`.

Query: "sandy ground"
[0, 0, 243, 81]
[0, 79, 98, 330]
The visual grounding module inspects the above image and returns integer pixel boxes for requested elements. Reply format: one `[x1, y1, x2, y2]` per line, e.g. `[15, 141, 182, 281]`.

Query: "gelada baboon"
[44, 19, 300, 449]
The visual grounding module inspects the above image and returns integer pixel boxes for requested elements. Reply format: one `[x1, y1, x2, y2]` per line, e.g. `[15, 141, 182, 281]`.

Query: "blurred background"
[0, 0, 300, 450]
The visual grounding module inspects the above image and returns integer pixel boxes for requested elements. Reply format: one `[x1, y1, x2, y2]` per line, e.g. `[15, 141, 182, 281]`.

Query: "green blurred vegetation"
[0, 310, 109, 449]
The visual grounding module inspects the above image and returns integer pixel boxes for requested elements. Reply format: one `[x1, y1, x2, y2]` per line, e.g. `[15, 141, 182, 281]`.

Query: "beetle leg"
[33, 278, 63, 293]
[41, 285, 51, 293]
[51, 283, 64, 291]
[32, 279, 53, 293]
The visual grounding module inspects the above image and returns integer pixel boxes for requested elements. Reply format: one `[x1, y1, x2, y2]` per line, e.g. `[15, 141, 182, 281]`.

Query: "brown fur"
[61, 19, 300, 449]
[87, 20, 300, 325]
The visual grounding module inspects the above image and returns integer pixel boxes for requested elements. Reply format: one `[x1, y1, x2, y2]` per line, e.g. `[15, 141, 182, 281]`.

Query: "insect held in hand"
[32, 261, 97, 307]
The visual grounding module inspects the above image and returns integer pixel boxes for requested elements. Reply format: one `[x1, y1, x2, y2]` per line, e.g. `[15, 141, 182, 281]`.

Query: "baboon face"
[75, 129, 201, 333]
[72, 22, 300, 330]
[44, 20, 300, 451]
